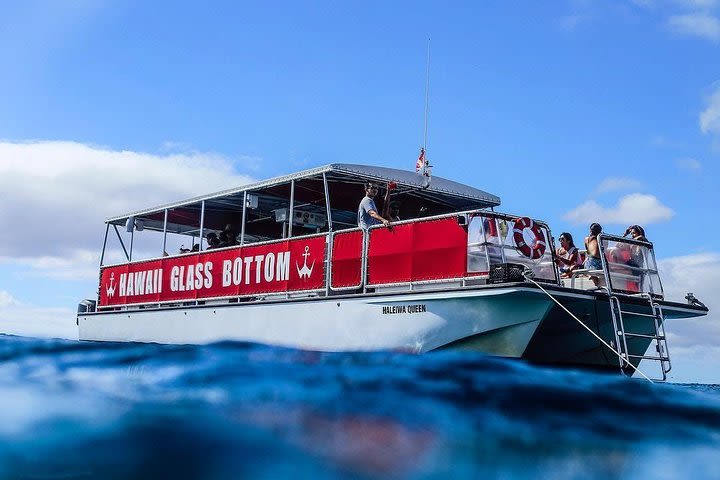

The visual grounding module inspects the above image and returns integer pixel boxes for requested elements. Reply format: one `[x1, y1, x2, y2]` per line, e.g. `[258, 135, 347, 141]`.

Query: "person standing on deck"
[358, 182, 391, 229]
[624, 224, 648, 268]
[584, 223, 603, 287]
[584, 223, 603, 270]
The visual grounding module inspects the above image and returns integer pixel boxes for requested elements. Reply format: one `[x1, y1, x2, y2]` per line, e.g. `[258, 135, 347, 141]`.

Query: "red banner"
[99, 235, 326, 306]
[367, 217, 468, 285]
[331, 230, 364, 288]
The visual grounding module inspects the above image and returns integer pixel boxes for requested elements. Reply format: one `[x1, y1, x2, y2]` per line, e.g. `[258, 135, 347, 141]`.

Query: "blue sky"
[1, 0, 719, 382]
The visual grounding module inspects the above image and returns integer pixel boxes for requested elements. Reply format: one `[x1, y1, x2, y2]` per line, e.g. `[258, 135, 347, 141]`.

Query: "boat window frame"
[597, 233, 664, 298]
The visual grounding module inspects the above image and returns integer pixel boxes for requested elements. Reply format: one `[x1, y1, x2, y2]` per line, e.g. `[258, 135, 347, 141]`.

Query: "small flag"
[415, 147, 425, 173]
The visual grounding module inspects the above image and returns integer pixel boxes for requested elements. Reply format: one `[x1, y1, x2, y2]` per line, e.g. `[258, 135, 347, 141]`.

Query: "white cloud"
[0, 249, 101, 281]
[0, 291, 17, 308]
[667, 12, 720, 41]
[0, 296, 77, 340]
[0, 141, 256, 279]
[675, 157, 702, 170]
[593, 177, 642, 194]
[657, 253, 720, 383]
[700, 84, 720, 134]
[563, 193, 674, 225]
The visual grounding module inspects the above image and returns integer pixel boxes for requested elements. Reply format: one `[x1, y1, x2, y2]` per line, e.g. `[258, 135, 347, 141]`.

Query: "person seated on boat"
[358, 182, 391, 229]
[206, 232, 220, 249]
[384, 201, 401, 222]
[219, 224, 238, 247]
[191, 243, 200, 252]
[555, 232, 583, 278]
[584, 223, 603, 271]
[218, 231, 228, 247]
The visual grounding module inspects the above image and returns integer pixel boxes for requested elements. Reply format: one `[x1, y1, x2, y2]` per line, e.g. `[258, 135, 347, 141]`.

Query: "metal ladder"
[608, 293, 671, 381]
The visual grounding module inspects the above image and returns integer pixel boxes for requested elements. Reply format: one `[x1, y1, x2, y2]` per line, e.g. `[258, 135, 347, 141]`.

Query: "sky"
[0, 0, 718, 383]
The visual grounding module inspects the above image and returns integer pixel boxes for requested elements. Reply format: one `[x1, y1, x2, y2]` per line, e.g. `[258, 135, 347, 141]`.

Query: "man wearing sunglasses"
[358, 182, 391, 229]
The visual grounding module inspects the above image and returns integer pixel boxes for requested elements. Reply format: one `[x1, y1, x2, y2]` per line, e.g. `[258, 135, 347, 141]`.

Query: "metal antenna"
[423, 36, 431, 158]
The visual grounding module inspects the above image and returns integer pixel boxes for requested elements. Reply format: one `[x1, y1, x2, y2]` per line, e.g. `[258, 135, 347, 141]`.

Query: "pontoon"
[77, 164, 708, 380]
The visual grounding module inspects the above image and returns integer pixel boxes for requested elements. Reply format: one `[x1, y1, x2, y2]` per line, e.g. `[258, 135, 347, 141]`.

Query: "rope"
[523, 272, 654, 383]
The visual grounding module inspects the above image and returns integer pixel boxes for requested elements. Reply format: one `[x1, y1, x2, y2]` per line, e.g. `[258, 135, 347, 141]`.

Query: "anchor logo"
[296, 245, 315, 279]
[106, 272, 116, 298]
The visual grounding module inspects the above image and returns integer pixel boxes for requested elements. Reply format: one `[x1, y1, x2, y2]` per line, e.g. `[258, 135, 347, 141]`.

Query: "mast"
[423, 36, 430, 155]
[421, 36, 432, 188]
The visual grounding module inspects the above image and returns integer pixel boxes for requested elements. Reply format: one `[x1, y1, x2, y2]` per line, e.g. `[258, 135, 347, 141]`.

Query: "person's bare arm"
[368, 209, 390, 227]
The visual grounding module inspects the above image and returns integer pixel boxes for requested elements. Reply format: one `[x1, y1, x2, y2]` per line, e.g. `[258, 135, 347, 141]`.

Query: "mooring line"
[523, 273, 654, 383]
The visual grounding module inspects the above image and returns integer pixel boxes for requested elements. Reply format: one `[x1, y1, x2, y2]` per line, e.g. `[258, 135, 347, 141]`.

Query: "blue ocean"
[0, 335, 718, 479]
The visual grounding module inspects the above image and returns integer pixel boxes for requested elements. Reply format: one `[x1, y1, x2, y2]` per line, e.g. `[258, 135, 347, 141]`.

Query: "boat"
[77, 163, 708, 381]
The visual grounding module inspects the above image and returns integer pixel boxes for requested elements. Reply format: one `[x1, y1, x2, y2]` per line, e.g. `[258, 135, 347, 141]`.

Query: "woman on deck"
[624, 224, 648, 268]
[556, 232, 583, 278]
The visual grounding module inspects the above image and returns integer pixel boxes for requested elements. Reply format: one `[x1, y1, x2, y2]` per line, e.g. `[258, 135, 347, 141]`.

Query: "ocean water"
[0, 335, 718, 480]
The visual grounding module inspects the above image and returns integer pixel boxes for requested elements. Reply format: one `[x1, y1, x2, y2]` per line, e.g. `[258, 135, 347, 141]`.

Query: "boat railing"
[568, 234, 663, 299]
[95, 209, 561, 311]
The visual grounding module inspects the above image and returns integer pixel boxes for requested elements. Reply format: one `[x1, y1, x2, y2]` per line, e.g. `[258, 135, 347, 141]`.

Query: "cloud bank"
[658, 252, 720, 383]
[0, 141, 255, 278]
[0, 290, 77, 340]
[563, 193, 674, 226]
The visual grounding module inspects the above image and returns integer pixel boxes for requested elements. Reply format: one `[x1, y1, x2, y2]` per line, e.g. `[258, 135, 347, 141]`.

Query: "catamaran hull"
[521, 287, 705, 373]
[78, 287, 552, 355]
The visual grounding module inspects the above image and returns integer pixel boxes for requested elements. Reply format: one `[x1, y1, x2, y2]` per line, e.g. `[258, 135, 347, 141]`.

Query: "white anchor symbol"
[106, 272, 116, 298]
[296, 246, 315, 279]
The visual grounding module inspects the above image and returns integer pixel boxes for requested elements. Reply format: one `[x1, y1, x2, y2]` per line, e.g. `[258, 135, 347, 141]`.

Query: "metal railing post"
[199, 200, 206, 250]
[99, 223, 109, 267]
[288, 180, 295, 238]
[323, 172, 333, 232]
[241, 191, 247, 245]
[162, 209, 168, 256]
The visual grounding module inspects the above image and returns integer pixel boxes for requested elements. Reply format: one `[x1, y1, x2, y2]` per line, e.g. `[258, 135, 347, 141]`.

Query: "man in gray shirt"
[358, 182, 391, 229]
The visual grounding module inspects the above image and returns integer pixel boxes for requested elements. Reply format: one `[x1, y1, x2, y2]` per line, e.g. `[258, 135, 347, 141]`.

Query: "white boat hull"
[78, 287, 553, 355]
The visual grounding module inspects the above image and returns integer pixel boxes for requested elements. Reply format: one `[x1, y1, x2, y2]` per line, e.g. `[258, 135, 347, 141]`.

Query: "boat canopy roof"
[107, 163, 501, 239]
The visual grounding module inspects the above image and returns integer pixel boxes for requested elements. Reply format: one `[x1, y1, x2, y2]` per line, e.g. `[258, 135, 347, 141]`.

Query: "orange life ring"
[512, 217, 546, 259]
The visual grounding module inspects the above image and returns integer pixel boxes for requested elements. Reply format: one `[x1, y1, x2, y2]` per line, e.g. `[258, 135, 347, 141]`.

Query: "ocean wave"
[0, 334, 718, 479]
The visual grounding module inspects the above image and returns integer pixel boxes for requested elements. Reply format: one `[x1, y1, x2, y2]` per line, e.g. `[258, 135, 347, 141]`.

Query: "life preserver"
[513, 217, 546, 259]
